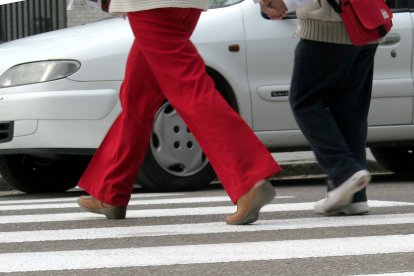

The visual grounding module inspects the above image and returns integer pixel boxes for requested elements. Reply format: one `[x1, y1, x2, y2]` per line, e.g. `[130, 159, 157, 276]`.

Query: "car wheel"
[0, 154, 90, 193]
[137, 102, 216, 191]
[370, 146, 414, 173]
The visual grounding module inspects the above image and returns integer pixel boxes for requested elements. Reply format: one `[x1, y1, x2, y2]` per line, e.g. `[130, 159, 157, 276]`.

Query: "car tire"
[137, 71, 237, 192]
[370, 146, 414, 173]
[137, 102, 216, 191]
[0, 154, 90, 193]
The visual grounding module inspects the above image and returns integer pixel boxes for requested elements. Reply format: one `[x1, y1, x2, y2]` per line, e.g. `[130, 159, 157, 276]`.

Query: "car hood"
[0, 6, 244, 82]
[0, 17, 132, 81]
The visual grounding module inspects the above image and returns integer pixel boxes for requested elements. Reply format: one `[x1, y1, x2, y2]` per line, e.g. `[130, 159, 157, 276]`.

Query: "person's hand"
[260, 0, 288, 20]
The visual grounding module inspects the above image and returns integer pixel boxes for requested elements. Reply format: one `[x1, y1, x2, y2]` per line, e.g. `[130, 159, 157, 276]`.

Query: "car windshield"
[209, 0, 244, 9]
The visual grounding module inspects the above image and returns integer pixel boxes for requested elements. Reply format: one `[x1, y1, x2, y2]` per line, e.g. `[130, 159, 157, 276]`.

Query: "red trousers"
[78, 8, 281, 206]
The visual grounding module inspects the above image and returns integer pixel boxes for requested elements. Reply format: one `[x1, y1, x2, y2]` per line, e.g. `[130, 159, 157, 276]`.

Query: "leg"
[330, 44, 378, 203]
[78, 41, 165, 207]
[128, 9, 280, 204]
[289, 40, 366, 185]
[289, 40, 373, 213]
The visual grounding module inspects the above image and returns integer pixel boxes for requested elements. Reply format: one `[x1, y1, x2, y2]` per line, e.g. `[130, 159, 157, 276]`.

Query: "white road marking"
[356, 273, 414, 276]
[1, 234, 414, 272]
[0, 196, 294, 211]
[0, 193, 184, 205]
[0, 200, 411, 224]
[0, 213, 414, 243]
[0, 0, 24, 6]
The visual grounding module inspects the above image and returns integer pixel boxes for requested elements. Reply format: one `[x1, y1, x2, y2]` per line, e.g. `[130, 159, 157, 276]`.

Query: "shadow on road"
[1, 160, 413, 198]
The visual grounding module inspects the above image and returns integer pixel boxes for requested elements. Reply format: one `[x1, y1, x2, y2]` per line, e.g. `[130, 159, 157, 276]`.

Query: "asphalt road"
[0, 150, 387, 193]
[0, 173, 413, 275]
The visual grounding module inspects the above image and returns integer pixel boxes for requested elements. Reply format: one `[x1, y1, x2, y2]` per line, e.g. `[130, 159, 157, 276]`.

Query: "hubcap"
[151, 102, 209, 177]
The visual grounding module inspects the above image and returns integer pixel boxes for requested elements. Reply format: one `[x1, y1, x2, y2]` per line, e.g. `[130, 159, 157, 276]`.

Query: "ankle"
[254, 179, 267, 187]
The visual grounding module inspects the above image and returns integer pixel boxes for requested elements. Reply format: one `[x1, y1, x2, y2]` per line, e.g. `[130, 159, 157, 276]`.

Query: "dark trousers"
[289, 39, 378, 202]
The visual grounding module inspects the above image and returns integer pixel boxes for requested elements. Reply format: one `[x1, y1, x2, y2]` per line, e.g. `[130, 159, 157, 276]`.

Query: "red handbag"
[327, 0, 393, 46]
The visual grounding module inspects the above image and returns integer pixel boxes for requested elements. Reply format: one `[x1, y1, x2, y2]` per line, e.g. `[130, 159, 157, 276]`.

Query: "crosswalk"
[1, 189, 414, 274]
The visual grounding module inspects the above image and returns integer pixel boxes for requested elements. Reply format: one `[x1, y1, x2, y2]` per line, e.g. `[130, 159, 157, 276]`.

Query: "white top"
[282, 0, 311, 12]
[254, 0, 311, 12]
[109, 0, 209, 13]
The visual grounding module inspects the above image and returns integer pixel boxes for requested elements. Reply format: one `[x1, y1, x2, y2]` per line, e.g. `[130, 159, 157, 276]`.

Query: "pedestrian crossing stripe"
[0, 193, 185, 205]
[0, 200, 412, 224]
[0, 195, 294, 211]
[358, 273, 414, 276]
[0, 0, 24, 5]
[0, 213, 413, 244]
[1, 234, 414, 272]
[0, 193, 413, 273]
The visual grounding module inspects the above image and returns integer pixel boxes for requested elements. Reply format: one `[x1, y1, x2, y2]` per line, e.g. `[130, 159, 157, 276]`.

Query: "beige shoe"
[77, 195, 127, 219]
[226, 180, 276, 225]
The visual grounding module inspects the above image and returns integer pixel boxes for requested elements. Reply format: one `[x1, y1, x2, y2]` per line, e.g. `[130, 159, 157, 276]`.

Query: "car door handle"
[380, 33, 401, 46]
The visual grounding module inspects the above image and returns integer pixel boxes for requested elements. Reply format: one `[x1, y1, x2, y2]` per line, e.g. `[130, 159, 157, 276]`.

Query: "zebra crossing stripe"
[0, 193, 184, 205]
[0, 196, 294, 211]
[0, 213, 413, 243]
[1, 234, 414, 272]
[357, 273, 414, 276]
[0, 0, 24, 5]
[0, 200, 411, 224]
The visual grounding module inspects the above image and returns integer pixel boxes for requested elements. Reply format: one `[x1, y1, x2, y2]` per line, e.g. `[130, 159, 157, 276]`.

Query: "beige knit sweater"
[109, 0, 209, 13]
[296, 0, 351, 44]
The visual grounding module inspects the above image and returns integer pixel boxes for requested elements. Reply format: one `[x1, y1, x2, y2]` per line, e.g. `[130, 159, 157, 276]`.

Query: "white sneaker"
[314, 170, 371, 214]
[315, 201, 370, 215]
[338, 201, 369, 215]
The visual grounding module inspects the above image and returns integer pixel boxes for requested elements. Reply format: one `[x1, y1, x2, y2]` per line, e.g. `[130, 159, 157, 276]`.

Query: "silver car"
[0, 0, 413, 193]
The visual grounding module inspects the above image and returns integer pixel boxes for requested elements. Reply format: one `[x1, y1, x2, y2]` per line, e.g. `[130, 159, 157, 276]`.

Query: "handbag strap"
[326, 0, 342, 13]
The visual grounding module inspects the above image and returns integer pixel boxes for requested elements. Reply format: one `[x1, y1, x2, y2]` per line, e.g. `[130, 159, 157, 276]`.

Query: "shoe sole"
[227, 181, 276, 225]
[315, 170, 371, 214]
[77, 199, 127, 219]
[337, 201, 370, 215]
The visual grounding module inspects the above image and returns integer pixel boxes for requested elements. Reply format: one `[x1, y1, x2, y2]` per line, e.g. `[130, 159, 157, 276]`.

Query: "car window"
[209, 0, 244, 9]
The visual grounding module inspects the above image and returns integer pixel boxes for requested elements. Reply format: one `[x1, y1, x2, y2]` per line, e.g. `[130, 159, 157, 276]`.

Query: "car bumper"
[0, 85, 120, 152]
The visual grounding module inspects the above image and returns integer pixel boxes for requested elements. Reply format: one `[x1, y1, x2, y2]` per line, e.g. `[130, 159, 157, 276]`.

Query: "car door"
[244, 1, 413, 132]
[242, 1, 299, 132]
[369, 0, 414, 126]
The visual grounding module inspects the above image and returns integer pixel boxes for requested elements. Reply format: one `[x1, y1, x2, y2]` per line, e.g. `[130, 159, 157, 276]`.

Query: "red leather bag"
[327, 0, 393, 46]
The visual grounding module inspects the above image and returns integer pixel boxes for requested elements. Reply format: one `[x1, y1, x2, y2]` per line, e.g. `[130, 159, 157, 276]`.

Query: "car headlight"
[0, 60, 81, 88]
